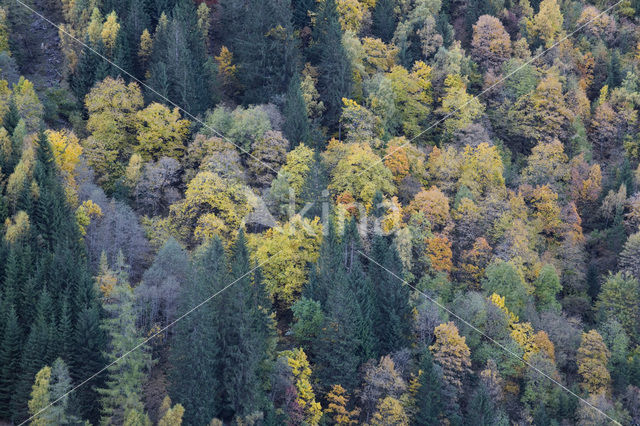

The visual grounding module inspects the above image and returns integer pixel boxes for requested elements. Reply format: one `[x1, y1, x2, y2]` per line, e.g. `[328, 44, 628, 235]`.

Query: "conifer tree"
[97, 256, 151, 425]
[372, 0, 396, 42]
[312, 0, 352, 131]
[283, 73, 312, 148]
[169, 237, 226, 424]
[219, 0, 300, 104]
[415, 350, 444, 426]
[316, 269, 363, 391]
[369, 235, 411, 355]
[146, 0, 214, 114]
[0, 305, 21, 418]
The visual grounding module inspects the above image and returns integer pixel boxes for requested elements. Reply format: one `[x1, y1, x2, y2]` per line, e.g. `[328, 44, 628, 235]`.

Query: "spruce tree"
[12, 289, 56, 422]
[283, 73, 312, 148]
[0, 305, 21, 419]
[146, 0, 213, 114]
[3, 96, 20, 136]
[372, 0, 397, 42]
[316, 270, 363, 392]
[300, 151, 329, 217]
[368, 235, 411, 355]
[219, 0, 300, 104]
[71, 306, 105, 424]
[70, 37, 101, 103]
[312, 0, 352, 131]
[304, 217, 341, 305]
[221, 230, 271, 418]
[170, 238, 226, 424]
[343, 218, 375, 361]
[415, 350, 444, 426]
[465, 384, 498, 426]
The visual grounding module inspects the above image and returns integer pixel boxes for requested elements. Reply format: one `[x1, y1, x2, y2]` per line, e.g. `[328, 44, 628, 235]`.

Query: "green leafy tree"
[482, 261, 530, 318]
[596, 272, 640, 343]
[533, 264, 562, 313]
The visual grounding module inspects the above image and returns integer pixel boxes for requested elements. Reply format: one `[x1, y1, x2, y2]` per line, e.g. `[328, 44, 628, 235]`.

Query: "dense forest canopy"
[1, 0, 640, 424]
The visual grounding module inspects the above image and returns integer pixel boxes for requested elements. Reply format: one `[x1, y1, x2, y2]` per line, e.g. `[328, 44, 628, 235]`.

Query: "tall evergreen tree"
[146, 0, 214, 114]
[283, 73, 312, 148]
[219, 0, 299, 104]
[300, 151, 329, 217]
[170, 237, 225, 424]
[368, 235, 411, 355]
[71, 306, 105, 424]
[372, 0, 397, 42]
[415, 350, 444, 426]
[311, 0, 352, 131]
[12, 289, 56, 422]
[316, 269, 363, 392]
[0, 305, 21, 419]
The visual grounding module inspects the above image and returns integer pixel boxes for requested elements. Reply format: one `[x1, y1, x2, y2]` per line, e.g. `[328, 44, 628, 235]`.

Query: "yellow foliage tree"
[170, 171, 251, 245]
[440, 74, 484, 136]
[4, 211, 30, 244]
[157, 396, 185, 426]
[101, 11, 120, 54]
[526, 0, 564, 47]
[459, 142, 505, 198]
[135, 103, 190, 161]
[46, 129, 82, 205]
[429, 322, 471, 393]
[28, 365, 51, 426]
[577, 330, 611, 396]
[325, 384, 359, 425]
[370, 396, 409, 426]
[250, 216, 322, 308]
[13, 77, 44, 132]
[281, 348, 323, 425]
[84, 77, 143, 185]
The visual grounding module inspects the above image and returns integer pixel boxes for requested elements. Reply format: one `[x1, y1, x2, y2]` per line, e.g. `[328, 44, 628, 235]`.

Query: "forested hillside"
[1, 0, 640, 424]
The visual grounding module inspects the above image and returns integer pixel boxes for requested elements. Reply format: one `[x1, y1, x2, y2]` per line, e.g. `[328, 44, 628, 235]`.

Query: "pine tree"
[312, 0, 352, 131]
[283, 73, 312, 148]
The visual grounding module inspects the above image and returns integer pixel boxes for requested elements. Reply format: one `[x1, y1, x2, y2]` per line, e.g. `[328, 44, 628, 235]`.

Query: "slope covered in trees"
[1, 0, 640, 424]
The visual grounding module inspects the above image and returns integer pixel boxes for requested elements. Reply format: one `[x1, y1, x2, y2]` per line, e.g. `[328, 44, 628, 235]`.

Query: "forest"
[0, 0, 639, 424]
